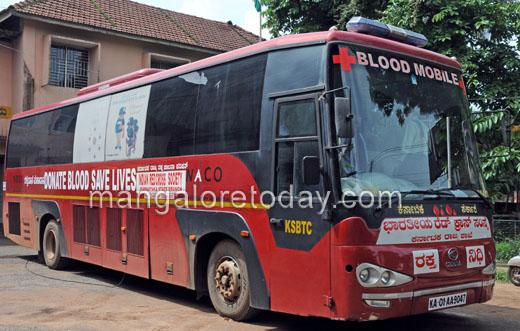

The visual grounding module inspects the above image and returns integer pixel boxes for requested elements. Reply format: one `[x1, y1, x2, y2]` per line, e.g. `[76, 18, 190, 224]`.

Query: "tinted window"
[195, 54, 266, 154]
[277, 100, 317, 138]
[276, 141, 320, 194]
[144, 54, 267, 158]
[265, 46, 325, 94]
[144, 75, 198, 158]
[7, 105, 78, 168]
[274, 99, 321, 196]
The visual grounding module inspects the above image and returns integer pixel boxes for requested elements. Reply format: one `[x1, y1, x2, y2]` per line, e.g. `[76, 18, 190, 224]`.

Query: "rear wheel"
[207, 240, 257, 321]
[509, 266, 520, 286]
[42, 220, 69, 270]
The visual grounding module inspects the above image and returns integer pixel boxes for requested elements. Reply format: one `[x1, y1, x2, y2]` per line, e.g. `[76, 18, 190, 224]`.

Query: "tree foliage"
[263, 0, 520, 204]
[262, 0, 388, 37]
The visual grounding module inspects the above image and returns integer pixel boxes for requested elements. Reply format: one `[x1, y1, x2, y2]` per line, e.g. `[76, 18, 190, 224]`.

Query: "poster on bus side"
[105, 85, 150, 161]
[73, 96, 111, 163]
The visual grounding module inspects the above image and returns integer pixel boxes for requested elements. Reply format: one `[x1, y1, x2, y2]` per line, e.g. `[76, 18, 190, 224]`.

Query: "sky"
[0, 0, 270, 39]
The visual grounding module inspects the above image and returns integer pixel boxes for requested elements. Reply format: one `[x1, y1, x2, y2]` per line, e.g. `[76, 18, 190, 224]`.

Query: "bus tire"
[42, 220, 69, 270]
[207, 240, 257, 321]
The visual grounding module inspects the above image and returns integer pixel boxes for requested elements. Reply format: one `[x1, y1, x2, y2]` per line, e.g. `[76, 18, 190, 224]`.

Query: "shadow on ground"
[0, 236, 15, 247]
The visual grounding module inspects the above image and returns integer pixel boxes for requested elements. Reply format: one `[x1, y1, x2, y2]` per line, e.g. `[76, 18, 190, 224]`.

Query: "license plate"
[428, 292, 467, 311]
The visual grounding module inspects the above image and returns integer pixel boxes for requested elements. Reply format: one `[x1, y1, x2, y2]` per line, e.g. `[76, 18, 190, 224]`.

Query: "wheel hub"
[215, 259, 241, 302]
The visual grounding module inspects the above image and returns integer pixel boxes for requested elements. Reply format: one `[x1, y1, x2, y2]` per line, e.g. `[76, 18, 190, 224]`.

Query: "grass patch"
[496, 269, 510, 283]
[495, 238, 520, 263]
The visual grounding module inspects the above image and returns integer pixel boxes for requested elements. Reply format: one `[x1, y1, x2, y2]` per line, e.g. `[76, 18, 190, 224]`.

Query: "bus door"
[103, 207, 149, 278]
[268, 93, 332, 317]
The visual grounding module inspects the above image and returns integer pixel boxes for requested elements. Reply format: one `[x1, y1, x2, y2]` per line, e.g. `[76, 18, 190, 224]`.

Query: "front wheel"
[42, 220, 69, 270]
[207, 240, 257, 321]
[509, 266, 520, 286]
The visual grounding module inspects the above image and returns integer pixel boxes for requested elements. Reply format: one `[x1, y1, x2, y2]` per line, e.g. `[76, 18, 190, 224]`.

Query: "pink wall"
[8, 19, 215, 118]
[0, 41, 13, 139]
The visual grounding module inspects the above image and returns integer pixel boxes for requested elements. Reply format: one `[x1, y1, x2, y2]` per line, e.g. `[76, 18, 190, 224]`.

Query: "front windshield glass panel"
[329, 43, 485, 196]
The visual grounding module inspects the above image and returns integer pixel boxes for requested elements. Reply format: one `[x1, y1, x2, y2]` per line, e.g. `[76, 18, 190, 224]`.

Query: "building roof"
[7, 0, 259, 52]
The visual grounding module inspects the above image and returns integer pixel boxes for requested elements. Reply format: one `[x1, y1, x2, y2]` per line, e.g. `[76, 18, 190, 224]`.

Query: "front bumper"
[331, 244, 495, 321]
[333, 279, 494, 321]
[362, 279, 495, 301]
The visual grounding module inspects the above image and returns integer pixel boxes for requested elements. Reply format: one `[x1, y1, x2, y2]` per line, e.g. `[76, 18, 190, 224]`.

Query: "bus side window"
[6, 105, 78, 168]
[195, 54, 266, 155]
[144, 53, 267, 158]
[275, 98, 321, 196]
[144, 75, 198, 158]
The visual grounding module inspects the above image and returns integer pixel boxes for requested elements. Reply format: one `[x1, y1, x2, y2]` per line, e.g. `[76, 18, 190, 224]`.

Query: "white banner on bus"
[105, 85, 151, 161]
[73, 96, 111, 163]
[376, 216, 491, 245]
[137, 170, 186, 197]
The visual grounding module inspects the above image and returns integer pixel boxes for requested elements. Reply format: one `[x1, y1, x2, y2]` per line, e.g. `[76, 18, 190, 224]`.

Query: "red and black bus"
[3, 17, 495, 321]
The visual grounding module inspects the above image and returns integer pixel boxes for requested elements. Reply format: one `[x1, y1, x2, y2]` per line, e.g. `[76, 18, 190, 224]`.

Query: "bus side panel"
[67, 202, 105, 268]
[269, 233, 331, 318]
[65, 202, 150, 279]
[123, 208, 149, 278]
[149, 206, 189, 286]
[3, 197, 38, 250]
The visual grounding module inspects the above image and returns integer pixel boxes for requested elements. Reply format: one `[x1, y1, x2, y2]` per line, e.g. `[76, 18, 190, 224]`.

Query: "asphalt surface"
[1, 236, 520, 330]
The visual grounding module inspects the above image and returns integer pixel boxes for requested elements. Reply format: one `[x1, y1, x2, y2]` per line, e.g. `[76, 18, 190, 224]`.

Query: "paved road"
[1, 236, 520, 330]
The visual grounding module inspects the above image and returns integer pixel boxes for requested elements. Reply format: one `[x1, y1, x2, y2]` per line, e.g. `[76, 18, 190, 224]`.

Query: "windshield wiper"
[376, 189, 455, 211]
[451, 186, 493, 210]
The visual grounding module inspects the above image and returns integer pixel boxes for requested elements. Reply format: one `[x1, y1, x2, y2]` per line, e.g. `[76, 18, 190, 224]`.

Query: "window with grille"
[49, 45, 89, 89]
[150, 59, 180, 70]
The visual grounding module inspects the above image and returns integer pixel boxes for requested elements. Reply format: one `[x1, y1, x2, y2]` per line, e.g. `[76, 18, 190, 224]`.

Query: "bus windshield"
[330, 44, 485, 196]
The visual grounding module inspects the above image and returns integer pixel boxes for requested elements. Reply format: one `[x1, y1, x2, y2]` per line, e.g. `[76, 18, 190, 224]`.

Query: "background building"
[0, 0, 258, 233]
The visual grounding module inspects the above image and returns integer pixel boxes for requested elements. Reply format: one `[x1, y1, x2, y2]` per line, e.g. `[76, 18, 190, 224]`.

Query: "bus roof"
[76, 68, 164, 96]
[14, 30, 461, 119]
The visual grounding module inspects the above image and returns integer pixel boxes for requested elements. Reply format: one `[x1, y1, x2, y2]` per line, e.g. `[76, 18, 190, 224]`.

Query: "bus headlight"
[356, 263, 413, 288]
[380, 271, 392, 285]
[359, 269, 370, 282]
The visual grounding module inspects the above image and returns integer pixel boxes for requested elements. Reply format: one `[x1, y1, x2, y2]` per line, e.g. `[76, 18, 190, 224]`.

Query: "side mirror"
[302, 156, 320, 186]
[335, 96, 354, 138]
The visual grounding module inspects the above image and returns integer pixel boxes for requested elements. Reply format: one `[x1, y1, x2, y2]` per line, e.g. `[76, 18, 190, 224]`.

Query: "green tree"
[262, 0, 387, 37]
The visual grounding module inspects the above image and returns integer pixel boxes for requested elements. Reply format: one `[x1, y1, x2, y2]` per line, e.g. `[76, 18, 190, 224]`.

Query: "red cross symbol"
[333, 48, 357, 71]
[459, 75, 466, 95]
